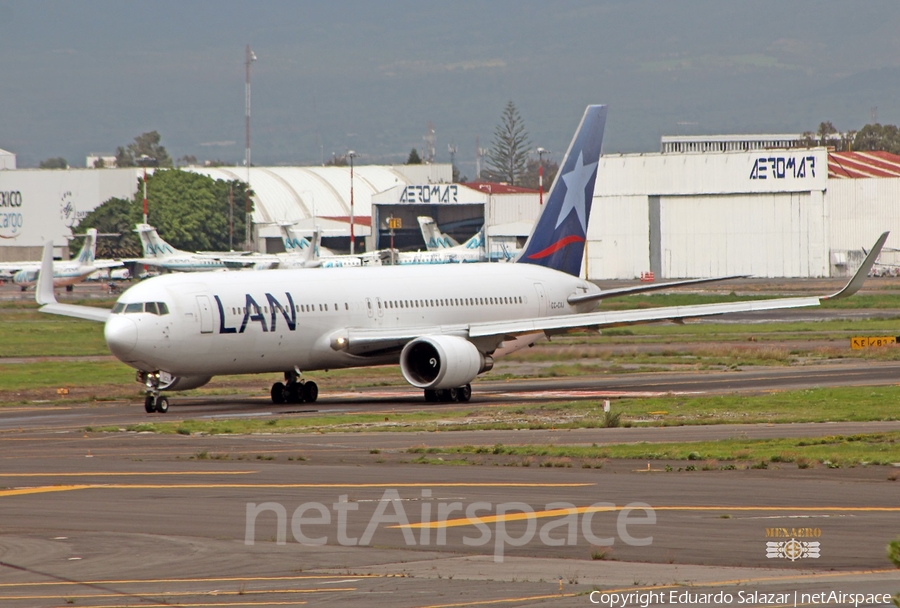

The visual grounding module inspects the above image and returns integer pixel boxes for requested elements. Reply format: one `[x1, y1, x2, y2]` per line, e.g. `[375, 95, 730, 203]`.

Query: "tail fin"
[279, 223, 313, 253]
[74, 228, 98, 265]
[418, 216, 459, 250]
[135, 223, 181, 258]
[461, 227, 484, 251]
[518, 105, 607, 276]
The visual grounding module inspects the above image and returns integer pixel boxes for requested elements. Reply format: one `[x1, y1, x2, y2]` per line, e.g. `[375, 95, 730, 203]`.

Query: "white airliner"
[35, 105, 888, 414]
[131, 224, 319, 272]
[0, 228, 123, 291]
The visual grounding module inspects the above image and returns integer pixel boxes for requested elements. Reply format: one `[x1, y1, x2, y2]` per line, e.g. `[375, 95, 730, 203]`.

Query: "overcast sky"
[2, 0, 899, 175]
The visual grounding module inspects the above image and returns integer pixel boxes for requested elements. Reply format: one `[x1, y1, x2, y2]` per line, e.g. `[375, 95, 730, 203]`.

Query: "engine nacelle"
[400, 335, 486, 390]
[159, 373, 212, 391]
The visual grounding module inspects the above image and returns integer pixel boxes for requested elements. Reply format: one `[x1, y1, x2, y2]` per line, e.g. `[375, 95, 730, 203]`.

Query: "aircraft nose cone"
[105, 316, 138, 358]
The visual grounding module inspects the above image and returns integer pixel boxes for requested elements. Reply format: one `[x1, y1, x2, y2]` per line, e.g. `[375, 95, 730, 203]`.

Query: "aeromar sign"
[749, 155, 816, 180]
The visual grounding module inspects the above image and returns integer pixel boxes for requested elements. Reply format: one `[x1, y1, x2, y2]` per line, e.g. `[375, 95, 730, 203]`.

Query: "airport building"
[2, 139, 899, 279]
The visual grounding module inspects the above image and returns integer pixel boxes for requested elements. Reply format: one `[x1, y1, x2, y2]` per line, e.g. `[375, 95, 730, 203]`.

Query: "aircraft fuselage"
[104, 263, 598, 378]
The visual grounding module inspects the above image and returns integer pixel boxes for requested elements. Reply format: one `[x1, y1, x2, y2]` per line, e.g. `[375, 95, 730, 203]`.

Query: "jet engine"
[400, 335, 490, 390]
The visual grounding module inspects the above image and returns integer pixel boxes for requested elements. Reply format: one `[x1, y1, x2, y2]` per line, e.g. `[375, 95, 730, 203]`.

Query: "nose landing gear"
[271, 369, 318, 404]
[140, 371, 170, 413]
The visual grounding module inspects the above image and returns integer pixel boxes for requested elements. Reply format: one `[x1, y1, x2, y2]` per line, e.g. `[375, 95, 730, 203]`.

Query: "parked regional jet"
[34, 105, 888, 414]
[130, 224, 320, 272]
[415, 216, 485, 263]
[0, 228, 123, 291]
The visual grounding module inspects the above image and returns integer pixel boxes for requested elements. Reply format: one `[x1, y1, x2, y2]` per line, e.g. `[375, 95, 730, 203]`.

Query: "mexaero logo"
[145, 243, 174, 255]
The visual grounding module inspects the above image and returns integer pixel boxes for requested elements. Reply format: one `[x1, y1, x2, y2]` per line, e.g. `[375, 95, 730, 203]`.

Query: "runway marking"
[597, 567, 899, 594]
[397, 505, 900, 529]
[417, 593, 578, 607]
[0, 485, 88, 497]
[0, 574, 384, 588]
[51, 602, 308, 607]
[398, 505, 617, 529]
[0, 587, 355, 601]
[0, 471, 258, 477]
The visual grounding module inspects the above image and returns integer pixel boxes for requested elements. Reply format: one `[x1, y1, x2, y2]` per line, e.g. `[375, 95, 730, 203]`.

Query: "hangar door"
[656, 192, 827, 278]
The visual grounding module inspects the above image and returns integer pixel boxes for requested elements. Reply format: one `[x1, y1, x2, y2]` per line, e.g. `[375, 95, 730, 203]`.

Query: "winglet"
[36, 241, 57, 306]
[822, 231, 890, 300]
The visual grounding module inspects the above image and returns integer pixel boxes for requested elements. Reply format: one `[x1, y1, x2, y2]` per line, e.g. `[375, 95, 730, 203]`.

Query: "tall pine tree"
[483, 101, 531, 185]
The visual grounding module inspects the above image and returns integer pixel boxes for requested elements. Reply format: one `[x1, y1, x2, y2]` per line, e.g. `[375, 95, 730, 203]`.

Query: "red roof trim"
[829, 151, 900, 178]
[464, 182, 541, 194]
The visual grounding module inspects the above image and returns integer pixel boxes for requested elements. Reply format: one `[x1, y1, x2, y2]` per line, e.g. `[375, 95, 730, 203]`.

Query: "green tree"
[77, 170, 253, 255]
[406, 148, 422, 164]
[853, 123, 900, 154]
[483, 101, 531, 185]
[325, 153, 348, 167]
[520, 157, 560, 192]
[39, 157, 68, 169]
[115, 131, 173, 168]
[75, 197, 142, 258]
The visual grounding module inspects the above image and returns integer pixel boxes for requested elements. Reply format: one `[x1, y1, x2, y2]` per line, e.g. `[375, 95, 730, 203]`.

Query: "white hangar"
[2, 136, 899, 281]
[585, 144, 900, 280]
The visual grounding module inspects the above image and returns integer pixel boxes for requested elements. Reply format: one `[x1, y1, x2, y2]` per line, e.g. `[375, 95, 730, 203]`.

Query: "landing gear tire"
[457, 384, 472, 403]
[65, 285, 74, 292]
[144, 396, 156, 413]
[271, 382, 286, 404]
[286, 382, 303, 404]
[447, 387, 459, 402]
[424, 389, 437, 402]
[155, 396, 169, 413]
[302, 381, 318, 403]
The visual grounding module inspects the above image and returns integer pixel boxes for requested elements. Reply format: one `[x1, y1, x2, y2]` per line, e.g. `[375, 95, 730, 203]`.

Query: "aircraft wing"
[92, 260, 125, 269]
[567, 275, 749, 305]
[337, 232, 888, 356]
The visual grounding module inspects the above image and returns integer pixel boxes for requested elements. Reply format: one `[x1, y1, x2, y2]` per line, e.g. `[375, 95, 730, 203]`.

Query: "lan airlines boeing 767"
[35, 105, 888, 413]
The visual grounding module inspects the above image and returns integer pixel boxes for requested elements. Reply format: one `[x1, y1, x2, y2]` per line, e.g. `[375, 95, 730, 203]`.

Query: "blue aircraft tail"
[517, 105, 607, 276]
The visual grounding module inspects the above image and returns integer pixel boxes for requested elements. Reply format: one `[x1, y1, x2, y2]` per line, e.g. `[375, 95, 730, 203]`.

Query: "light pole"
[448, 144, 457, 181]
[135, 155, 156, 224]
[347, 151, 357, 255]
[536, 147, 548, 206]
[245, 45, 257, 251]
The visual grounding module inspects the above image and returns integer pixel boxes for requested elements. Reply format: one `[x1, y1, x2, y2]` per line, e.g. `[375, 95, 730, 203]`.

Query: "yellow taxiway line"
[0, 471, 258, 477]
[418, 593, 579, 608]
[398, 504, 900, 529]
[0, 575, 384, 588]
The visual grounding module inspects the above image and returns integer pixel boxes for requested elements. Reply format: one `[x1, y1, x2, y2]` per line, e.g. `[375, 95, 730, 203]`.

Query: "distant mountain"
[1, 0, 899, 173]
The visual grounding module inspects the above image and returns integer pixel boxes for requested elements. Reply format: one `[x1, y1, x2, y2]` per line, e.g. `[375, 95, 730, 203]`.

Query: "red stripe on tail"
[526, 235, 585, 259]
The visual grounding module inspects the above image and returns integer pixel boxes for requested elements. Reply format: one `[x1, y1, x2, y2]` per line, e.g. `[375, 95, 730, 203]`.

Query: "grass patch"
[429, 433, 900, 466]
[115, 385, 900, 436]
[0, 360, 135, 391]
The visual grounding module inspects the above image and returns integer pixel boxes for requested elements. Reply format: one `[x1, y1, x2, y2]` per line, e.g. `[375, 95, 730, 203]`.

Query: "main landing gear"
[141, 371, 169, 414]
[271, 369, 318, 405]
[424, 383, 471, 403]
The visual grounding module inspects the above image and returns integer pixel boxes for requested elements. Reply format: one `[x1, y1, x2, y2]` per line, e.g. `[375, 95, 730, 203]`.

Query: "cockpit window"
[115, 301, 170, 315]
